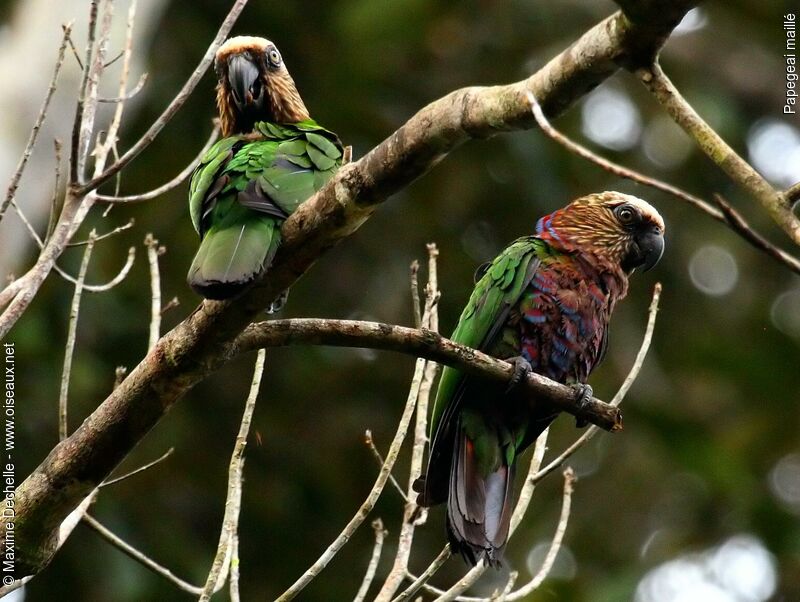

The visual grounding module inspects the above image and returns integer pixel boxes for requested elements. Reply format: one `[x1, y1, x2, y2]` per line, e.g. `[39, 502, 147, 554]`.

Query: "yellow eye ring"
[268, 48, 282, 66]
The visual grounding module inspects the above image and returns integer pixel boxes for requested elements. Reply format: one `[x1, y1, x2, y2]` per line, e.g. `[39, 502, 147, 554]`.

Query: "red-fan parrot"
[187, 36, 343, 302]
[414, 192, 665, 565]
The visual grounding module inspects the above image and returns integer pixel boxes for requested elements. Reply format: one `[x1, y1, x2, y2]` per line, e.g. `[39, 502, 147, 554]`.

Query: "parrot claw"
[505, 356, 533, 394]
[266, 289, 289, 314]
[572, 384, 593, 428]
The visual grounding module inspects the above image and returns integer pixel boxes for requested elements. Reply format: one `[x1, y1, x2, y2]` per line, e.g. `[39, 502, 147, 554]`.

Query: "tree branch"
[637, 62, 800, 246]
[6, 0, 695, 577]
[235, 319, 622, 430]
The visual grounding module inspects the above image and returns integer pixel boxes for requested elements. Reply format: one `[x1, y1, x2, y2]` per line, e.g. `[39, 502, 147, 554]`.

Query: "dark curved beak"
[624, 227, 665, 273]
[227, 54, 262, 112]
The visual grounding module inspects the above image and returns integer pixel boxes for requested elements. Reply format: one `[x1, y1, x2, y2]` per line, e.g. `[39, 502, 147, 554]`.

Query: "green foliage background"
[7, 0, 800, 599]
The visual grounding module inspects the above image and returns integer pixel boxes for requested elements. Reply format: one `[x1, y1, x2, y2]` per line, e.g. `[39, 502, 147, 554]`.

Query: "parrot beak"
[227, 54, 264, 113]
[625, 226, 665, 273]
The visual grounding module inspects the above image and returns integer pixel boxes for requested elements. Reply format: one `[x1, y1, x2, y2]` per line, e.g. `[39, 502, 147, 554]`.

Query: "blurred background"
[1, 0, 799, 600]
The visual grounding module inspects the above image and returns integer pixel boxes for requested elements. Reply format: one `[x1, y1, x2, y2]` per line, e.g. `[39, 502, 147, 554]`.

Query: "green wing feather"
[429, 237, 545, 438]
[187, 120, 343, 299]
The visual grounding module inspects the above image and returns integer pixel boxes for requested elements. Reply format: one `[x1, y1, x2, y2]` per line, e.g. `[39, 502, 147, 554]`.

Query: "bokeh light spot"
[688, 245, 738, 296]
[769, 452, 800, 514]
[526, 541, 576, 581]
[747, 119, 800, 188]
[581, 86, 642, 151]
[635, 535, 776, 602]
[770, 289, 800, 338]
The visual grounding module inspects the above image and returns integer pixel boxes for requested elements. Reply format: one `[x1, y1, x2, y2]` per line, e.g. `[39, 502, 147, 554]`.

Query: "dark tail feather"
[446, 425, 515, 567]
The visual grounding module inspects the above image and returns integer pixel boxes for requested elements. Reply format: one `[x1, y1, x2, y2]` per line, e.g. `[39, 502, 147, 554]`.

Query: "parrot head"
[536, 191, 665, 274]
[214, 36, 310, 136]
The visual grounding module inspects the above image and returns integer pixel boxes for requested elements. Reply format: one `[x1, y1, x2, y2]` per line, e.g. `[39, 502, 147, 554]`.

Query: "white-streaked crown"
[216, 36, 272, 61]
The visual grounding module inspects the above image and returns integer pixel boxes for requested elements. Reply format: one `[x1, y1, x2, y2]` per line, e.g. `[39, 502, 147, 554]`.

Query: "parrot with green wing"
[414, 192, 665, 566]
[188, 36, 343, 301]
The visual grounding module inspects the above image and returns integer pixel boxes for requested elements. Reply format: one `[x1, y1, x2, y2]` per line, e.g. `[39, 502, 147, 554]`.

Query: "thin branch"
[365, 430, 408, 502]
[410, 260, 422, 328]
[526, 92, 800, 276]
[96, 124, 220, 203]
[100, 448, 174, 488]
[275, 345, 426, 601]
[83, 514, 203, 595]
[68, 219, 134, 246]
[500, 468, 576, 601]
[59, 231, 97, 440]
[710, 195, 800, 275]
[144, 234, 164, 350]
[229, 533, 241, 602]
[98, 72, 148, 103]
[526, 90, 722, 220]
[76, 0, 249, 195]
[375, 244, 440, 602]
[237, 319, 623, 432]
[0, 23, 72, 224]
[198, 347, 266, 601]
[638, 62, 800, 246]
[394, 546, 451, 602]
[64, 25, 84, 70]
[353, 519, 388, 602]
[56, 246, 136, 293]
[92, 0, 137, 175]
[533, 282, 661, 484]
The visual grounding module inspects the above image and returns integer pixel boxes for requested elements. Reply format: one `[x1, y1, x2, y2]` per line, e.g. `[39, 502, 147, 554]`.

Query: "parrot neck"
[217, 78, 310, 137]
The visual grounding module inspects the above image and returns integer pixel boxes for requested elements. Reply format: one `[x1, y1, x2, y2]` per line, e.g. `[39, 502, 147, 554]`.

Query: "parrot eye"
[615, 205, 638, 226]
[267, 48, 282, 67]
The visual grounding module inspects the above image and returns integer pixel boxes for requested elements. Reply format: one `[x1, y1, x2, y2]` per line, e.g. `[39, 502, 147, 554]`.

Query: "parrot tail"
[187, 216, 281, 300]
[446, 424, 515, 567]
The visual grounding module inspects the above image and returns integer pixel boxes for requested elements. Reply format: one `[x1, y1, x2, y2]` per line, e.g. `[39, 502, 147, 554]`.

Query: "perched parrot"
[188, 36, 343, 300]
[414, 192, 665, 566]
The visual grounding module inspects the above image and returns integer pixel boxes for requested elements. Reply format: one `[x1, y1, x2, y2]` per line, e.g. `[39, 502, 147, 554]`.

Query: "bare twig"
[499, 468, 576, 601]
[83, 514, 203, 595]
[77, 0, 249, 195]
[229, 533, 241, 602]
[144, 234, 163, 350]
[96, 123, 220, 203]
[410, 260, 422, 328]
[710, 195, 800, 275]
[59, 231, 97, 440]
[100, 448, 174, 488]
[394, 546, 451, 602]
[638, 62, 800, 246]
[63, 24, 84, 70]
[375, 245, 440, 602]
[365, 430, 408, 502]
[199, 347, 266, 601]
[0, 23, 72, 224]
[533, 282, 661, 484]
[98, 72, 148, 103]
[527, 92, 800, 275]
[275, 346, 426, 601]
[353, 519, 388, 602]
[56, 246, 137, 293]
[68, 219, 134, 246]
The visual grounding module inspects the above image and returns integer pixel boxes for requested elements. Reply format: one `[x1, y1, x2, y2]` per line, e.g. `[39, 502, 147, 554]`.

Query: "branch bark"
[235, 319, 622, 430]
[5, 0, 696, 577]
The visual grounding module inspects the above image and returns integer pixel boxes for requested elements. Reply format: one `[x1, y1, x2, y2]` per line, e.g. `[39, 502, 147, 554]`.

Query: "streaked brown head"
[214, 36, 310, 136]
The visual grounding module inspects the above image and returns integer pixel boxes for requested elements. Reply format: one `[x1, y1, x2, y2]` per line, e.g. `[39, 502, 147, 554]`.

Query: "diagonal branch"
[637, 62, 800, 246]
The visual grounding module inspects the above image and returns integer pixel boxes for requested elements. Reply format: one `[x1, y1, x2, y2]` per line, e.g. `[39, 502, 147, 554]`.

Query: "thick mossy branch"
[235, 319, 622, 431]
[6, 0, 695, 577]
